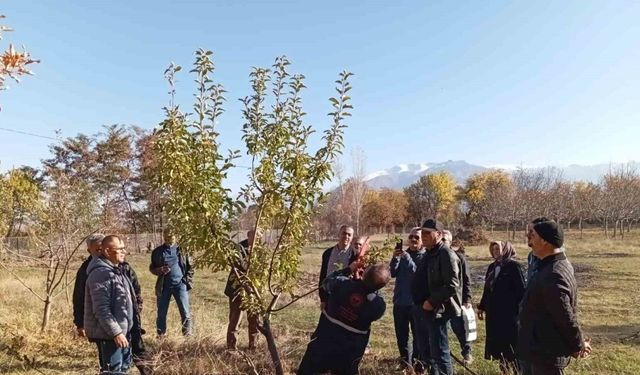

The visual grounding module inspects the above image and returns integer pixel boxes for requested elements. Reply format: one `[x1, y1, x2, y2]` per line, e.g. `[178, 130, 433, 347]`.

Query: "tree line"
[316, 166, 640, 239]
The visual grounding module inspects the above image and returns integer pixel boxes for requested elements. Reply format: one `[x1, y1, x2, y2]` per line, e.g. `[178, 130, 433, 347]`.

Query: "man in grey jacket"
[85, 235, 136, 374]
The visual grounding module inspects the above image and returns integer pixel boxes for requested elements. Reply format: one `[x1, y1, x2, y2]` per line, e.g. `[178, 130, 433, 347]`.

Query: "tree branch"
[270, 286, 319, 313]
[0, 261, 45, 301]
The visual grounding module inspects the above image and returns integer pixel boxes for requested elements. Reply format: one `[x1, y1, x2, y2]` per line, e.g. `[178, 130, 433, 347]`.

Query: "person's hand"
[422, 300, 434, 311]
[349, 260, 363, 273]
[76, 327, 86, 338]
[477, 309, 484, 320]
[393, 248, 404, 257]
[573, 338, 592, 358]
[160, 265, 170, 275]
[464, 303, 472, 309]
[113, 333, 129, 348]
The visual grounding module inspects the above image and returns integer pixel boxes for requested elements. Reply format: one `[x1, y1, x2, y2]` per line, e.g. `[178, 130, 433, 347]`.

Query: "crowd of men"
[73, 217, 591, 375]
[297, 218, 592, 375]
[73, 232, 193, 374]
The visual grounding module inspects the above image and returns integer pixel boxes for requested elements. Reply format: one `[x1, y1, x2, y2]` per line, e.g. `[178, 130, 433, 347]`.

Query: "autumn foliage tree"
[362, 188, 408, 233]
[463, 170, 514, 232]
[0, 168, 41, 239]
[153, 50, 352, 375]
[404, 171, 457, 225]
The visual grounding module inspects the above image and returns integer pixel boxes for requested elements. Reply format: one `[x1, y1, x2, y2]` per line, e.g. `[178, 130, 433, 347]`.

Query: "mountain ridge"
[363, 160, 639, 189]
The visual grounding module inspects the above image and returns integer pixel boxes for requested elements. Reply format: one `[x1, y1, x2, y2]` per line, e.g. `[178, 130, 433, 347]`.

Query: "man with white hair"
[442, 230, 474, 364]
[72, 233, 105, 338]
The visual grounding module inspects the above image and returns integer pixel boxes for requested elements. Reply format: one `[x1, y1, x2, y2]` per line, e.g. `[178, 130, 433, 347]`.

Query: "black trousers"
[531, 362, 565, 375]
[131, 314, 151, 375]
[297, 328, 369, 375]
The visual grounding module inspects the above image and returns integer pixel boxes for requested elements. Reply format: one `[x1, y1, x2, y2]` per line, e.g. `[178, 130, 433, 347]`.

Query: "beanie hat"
[533, 219, 564, 248]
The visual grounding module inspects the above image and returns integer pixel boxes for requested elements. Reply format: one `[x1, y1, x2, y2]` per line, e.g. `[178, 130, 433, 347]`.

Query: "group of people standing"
[297, 217, 591, 375]
[71, 217, 591, 375]
[72, 232, 193, 374]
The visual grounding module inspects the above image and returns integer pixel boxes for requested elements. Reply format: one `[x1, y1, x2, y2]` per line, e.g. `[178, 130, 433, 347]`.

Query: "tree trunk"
[621, 220, 625, 240]
[579, 217, 583, 239]
[613, 220, 618, 238]
[260, 317, 284, 375]
[604, 219, 608, 238]
[41, 296, 52, 332]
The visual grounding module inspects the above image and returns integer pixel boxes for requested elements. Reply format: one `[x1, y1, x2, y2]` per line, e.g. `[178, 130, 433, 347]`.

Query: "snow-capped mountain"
[364, 160, 638, 190]
[364, 160, 487, 189]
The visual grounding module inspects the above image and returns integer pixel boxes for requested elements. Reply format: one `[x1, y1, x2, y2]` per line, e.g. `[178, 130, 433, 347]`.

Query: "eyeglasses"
[408, 235, 420, 240]
[107, 246, 127, 253]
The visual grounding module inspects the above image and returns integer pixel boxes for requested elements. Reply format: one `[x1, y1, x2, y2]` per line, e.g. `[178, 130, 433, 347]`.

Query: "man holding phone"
[150, 231, 194, 336]
[390, 227, 426, 370]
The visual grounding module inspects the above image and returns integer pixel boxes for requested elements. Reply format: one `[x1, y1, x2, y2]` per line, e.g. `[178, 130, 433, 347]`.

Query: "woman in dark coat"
[477, 241, 526, 374]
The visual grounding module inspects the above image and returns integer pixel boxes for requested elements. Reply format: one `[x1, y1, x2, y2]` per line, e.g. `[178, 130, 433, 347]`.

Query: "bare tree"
[350, 147, 368, 235]
[0, 168, 98, 331]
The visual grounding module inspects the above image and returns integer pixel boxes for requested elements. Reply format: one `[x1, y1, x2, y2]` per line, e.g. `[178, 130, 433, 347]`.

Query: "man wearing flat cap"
[518, 217, 592, 375]
[412, 219, 461, 375]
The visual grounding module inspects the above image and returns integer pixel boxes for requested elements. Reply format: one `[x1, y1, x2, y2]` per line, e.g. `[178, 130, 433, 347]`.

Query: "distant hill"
[364, 160, 638, 190]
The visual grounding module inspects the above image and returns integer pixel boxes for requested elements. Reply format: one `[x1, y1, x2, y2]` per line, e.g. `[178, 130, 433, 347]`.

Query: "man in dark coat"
[518, 218, 592, 375]
[150, 232, 194, 336]
[297, 263, 390, 375]
[416, 219, 462, 375]
[121, 259, 151, 374]
[73, 233, 104, 338]
[225, 229, 260, 350]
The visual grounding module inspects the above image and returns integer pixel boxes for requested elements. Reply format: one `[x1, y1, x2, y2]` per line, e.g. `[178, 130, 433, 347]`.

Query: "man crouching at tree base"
[297, 262, 390, 375]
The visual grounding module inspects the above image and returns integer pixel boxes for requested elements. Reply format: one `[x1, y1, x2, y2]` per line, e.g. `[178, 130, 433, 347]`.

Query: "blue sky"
[1, 1, 639, 188]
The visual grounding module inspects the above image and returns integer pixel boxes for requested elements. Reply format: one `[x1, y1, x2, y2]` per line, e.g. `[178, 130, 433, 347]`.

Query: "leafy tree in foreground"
[154, 49, 352, 374]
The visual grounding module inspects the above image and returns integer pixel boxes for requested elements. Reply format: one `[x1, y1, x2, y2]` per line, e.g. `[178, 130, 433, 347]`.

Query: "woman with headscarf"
[477, 241, 526, 374]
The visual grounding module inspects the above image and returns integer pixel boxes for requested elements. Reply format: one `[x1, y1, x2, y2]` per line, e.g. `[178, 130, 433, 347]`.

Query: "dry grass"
[1, 230, 640, 374]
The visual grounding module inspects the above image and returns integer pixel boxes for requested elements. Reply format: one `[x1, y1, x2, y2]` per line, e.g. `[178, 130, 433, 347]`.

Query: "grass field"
[1, 229, 640, 374]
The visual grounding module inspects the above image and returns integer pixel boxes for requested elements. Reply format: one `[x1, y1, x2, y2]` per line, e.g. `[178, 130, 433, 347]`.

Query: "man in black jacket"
[518, 218, 591, 375]
[121, 257, 151, 374]
[225, 230, 260, 350]
[72, 233, 105, 338]
[415, 219, 461, 375]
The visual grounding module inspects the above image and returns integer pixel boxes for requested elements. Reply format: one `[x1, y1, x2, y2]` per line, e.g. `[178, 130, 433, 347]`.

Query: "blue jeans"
[449, 314, 471, 356]
[425, 312, 453, 375]
[411, 306, 431, 373]
[95, 337, 131, 374]
[156, 282, 192, 335]
[393, 304, 417, 365]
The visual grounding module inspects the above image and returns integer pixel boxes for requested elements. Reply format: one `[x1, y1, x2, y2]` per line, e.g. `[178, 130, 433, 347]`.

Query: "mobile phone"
[395, 239, 403, 251]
